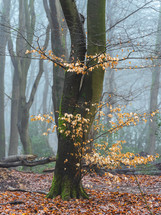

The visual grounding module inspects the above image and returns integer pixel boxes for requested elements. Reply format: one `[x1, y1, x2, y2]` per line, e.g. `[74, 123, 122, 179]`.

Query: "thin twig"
[134, 174, 154, 215]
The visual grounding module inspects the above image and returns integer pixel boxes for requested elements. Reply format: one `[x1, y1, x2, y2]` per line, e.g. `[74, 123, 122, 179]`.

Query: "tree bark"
[146, 3, 161, 155]
[47, 0, 106, 200]
[42, 69, 49, 113]
[8, 0, 50, 155]
[0, 0, 10, 159]
[104, 0, 116, 146]
[47, 0, 87, 200]
[8, 69, 19, 155]
[0, 155, 56, 168]
[78, 0, 106, 123]
[8, 0, 36, 155]
[17, 0, 35, 154]
[43, 0, 66, 126]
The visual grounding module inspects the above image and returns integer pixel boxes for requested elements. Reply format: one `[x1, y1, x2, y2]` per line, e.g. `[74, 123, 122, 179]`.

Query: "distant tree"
[0, 0, 10, 159]
[8, 0, 36, 154]
[8, 0, 49, 155]
[146, 3, 161, 155]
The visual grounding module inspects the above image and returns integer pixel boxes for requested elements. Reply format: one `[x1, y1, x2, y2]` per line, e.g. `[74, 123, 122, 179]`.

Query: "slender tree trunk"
[0, 0, 10, 159]
[50, 0, 65, 126]
[0, 56, 6, 159]
[42, 69, 49, 113]
[16, 0, 32, 154]
[8, 69, 19, 155]
[146, 3, 161, 155]
[43, 0, 65, 126]
[103, 0, 115, 146]
[9, 0, 49, 155]
[146, 68, 160, 155]
[18, 105, 32, 154]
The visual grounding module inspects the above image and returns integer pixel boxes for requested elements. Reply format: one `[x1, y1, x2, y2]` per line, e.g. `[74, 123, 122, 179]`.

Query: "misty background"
[0, 0, 160, 162]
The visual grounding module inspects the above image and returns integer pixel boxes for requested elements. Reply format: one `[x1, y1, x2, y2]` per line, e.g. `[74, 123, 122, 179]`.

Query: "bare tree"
[146, 3, 161, 155]
[8, 0, 49, 155]
[0, 0, 10, 159]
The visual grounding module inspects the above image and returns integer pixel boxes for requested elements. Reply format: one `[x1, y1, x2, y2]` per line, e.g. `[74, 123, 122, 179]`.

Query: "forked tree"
[28, 0, 157, 200]
[8, 0, 50, 155]
[46, 0, 106, 200]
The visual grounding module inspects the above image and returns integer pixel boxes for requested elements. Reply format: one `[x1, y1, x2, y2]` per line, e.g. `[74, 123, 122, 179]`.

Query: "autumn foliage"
[27, 47, 160, 174]
[0, 169, 161, 214]
[0, 35, 160, 215]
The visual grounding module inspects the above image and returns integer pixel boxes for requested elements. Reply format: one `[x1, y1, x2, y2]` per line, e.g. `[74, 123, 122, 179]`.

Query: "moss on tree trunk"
[47, 135, 88, 200]
[48, 0, 106, 200]
[47, 174, 88, 200]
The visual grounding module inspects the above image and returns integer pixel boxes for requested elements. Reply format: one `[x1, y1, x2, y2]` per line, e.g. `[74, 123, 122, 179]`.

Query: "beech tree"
[28, 0, 158, 200]
[45, 0, 106, 200]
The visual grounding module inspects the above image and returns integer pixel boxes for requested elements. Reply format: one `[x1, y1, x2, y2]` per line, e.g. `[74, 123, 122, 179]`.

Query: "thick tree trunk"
[78, 0, 106, 123]
[48, 0, 106, 200]
[47, 0, 86, 200]
[46, 135, 88, 200]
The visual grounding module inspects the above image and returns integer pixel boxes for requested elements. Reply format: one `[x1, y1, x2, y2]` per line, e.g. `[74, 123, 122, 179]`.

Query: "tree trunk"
[78, 0, 106, 122]
[42, 69, 49, 113]
[103, 0, 116, 146]
[0, 56, 6, 159]
[16, 0, 35, 155]
[8, 0, 35, 155]
[9, 0, 49, 155]
[47, 135, 88, 200]
[146, 67, 160, 155]
[0, 0, 10, 159]
[47, 0, 87, 200]
[146, 3, 161, 155]
[47, 0, 106, 200]
[18, 104, 32, 154]
[8, 69, 19, 155]
[43, 0, 66, 126]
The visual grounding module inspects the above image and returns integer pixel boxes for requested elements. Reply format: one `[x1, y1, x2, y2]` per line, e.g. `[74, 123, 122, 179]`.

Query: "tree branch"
[27, 24, 50, 109]
[0, 156, 56, 168]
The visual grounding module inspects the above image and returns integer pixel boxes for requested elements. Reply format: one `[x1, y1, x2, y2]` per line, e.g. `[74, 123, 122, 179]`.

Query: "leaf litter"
[0, 168, 161, 214]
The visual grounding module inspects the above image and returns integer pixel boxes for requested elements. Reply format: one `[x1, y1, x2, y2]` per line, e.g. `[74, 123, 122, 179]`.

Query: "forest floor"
[0, 168, 161, 214]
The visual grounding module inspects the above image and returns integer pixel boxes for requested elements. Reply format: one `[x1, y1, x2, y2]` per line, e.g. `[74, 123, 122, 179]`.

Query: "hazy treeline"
[0, 0, 161, 160]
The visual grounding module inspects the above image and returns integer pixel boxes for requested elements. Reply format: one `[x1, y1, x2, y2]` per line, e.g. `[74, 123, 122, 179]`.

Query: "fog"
[0, 0, 161, 160]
